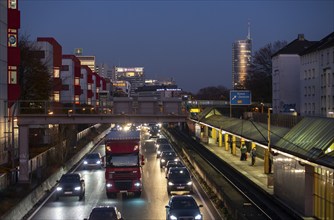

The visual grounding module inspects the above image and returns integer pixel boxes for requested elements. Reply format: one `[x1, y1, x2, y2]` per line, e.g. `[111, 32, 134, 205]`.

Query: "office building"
[113, 67, 145, 96]
[232, 24, 252, 89]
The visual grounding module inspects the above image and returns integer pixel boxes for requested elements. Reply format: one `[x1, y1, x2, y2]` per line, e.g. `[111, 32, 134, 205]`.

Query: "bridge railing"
[16, 97, 187, 116]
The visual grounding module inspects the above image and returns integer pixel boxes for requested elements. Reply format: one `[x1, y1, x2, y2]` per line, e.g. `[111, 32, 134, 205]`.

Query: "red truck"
[104, 129, 145, 198]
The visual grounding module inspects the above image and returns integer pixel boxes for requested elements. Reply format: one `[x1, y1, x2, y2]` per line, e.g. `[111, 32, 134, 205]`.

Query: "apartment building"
[300, 32, 334, 117]
[272, 34, 315, 114]
[0, 0, 20, 165]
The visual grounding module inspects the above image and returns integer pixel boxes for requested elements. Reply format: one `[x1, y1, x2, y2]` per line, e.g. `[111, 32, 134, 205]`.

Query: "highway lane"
[27, 132, 222, 220]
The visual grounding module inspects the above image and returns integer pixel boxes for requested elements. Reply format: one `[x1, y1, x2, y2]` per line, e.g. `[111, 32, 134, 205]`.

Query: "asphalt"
[0, 129, 274, 219]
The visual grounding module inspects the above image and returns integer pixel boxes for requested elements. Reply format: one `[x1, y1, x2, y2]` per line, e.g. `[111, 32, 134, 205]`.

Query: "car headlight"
[74, 186, 81, 191]
[83, 161, 88, 164]
[169, 215, 177, 220]
[168, 182, 174, 186]
[161, 159, 165, 162]
[96, 160, 101, 164]
[187, 181, 193, 185]
[56, 187, 62, 191]
[106, 183, 112, 188]
[195, 214, 202, 219]
[174, 158, 179, 161]
[157, 150, 161, 154]
[134, 182, 141, 187]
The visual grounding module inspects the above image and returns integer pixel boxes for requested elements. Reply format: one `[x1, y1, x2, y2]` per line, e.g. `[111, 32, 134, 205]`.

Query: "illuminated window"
[75, 78, 80, 85]
[75, 96, 80, 104]
[54, 92, 60, 102]
[8, 0, 17, 9]
[88, 84, 92, 90]
[8, 66, 17, 84]
[54, 68, 60, 78]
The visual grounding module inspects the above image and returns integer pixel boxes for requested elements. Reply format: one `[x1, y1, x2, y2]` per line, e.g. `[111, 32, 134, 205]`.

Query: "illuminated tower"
[232, 23, 252, 90]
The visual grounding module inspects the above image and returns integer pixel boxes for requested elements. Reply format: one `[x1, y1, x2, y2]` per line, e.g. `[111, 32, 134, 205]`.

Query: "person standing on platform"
[240, 144, 247, 161]
[250, 146, 257, 166]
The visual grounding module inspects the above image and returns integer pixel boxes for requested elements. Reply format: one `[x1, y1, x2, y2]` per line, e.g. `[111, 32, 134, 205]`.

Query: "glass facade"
[232, 39, 252, 89]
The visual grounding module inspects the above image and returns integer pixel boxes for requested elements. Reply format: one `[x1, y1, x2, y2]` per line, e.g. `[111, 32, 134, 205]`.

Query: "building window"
[8, 66, 17, 84]
[321, 54, 324, 66]
[54, 68, 60, 78]
[54, 92, 60, 102]
[8, 0, 17, 9]
[62, 85, 69, 91]
[32, 50, 45, 59]
[61, 65, 69, 71]
[75, 78, 80, 86]
[75, 96, 80, 104]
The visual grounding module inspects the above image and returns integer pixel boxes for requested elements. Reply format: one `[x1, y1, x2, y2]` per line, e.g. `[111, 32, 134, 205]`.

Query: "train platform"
[200, 142, 274, 195]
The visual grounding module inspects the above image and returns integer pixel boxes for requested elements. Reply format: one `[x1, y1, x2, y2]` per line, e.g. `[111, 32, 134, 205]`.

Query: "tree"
[245, 41, 287, 103]
[194, 86, 229, 100]
[18, 34, 52, 101]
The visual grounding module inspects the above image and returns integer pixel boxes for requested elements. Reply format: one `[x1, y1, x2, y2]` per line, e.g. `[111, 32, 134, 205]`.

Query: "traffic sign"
[230, 90, 252, 105]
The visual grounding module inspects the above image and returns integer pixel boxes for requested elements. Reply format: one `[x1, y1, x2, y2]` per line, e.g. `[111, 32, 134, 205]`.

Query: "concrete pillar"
[232, 136, 236, 155]
[218, 131, 223, 147]
[264, 149, 269, 174]
[212, 129, 217, 145]
[19, 125, 30, 183]
[224, 134, 229, 151]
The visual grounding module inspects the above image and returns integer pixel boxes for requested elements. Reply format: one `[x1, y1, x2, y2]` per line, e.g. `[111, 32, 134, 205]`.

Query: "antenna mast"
[247, 20, 251, 40]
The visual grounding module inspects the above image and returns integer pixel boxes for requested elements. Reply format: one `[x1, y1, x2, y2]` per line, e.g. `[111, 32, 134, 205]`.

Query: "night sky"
[20, 0, 334, 93]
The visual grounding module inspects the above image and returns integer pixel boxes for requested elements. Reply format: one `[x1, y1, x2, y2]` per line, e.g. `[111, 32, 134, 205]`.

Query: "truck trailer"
[104, 129, 145, 198]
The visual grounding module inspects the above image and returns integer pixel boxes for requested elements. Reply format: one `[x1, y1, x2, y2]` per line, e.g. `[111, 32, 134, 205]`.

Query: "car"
[165, 195, 203, 220]
[160, 151, 178, 168]
[84, 206, 123, 220]
[157, 144, 174, 158]
[82, 152, 102, 169]
[155, 137, 169, 149]
[165, 160, 184, 177]
[166, 167, 193, 194]
[149, 125, 160, 138]
[55, 173, 85, 201]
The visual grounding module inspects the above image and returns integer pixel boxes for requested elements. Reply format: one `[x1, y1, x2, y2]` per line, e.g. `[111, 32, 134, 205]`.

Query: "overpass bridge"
[15, 97, 187, 182]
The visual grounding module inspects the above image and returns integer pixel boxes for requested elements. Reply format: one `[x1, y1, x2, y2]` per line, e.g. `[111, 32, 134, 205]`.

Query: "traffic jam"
[28, 123, 219, 220]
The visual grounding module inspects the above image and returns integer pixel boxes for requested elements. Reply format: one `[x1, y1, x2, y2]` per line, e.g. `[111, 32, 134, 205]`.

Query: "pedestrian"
[240, 144, 247, 161]
[250, 146, 257, 166]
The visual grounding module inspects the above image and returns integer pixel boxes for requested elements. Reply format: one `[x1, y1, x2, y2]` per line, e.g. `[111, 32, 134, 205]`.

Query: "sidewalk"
[200, 142, 274, 195]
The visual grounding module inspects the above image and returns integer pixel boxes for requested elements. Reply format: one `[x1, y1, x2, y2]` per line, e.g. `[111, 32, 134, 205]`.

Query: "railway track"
[166, 127, 302, 220]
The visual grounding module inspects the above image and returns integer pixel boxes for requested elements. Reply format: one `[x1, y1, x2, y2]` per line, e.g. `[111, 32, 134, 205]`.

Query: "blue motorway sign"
[230, 90, 252, 105]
